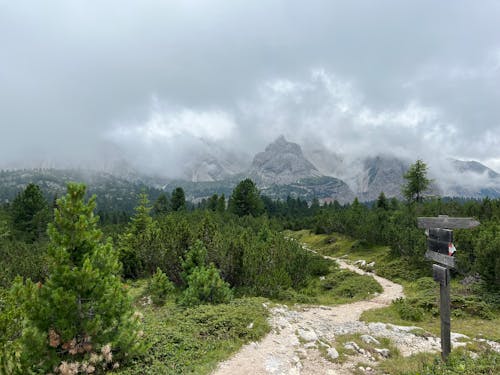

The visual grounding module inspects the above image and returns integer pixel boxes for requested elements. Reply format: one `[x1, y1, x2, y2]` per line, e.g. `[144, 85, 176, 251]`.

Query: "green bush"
[146, 268, 175, 306]
[181, 265, 233, 306]
[393, 297, 424, 322]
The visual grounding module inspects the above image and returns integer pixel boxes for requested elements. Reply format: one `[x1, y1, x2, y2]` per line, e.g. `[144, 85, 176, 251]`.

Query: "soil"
[213, 254, 498, 375]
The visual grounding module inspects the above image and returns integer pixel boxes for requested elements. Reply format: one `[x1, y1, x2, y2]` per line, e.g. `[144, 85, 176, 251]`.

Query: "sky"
[1, 0, 500, 176]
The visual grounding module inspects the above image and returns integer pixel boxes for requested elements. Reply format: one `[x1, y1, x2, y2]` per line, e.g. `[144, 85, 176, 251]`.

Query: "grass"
[114, 282, 270, 375]
[379, 348, 500, 375]
[289, 230, 500, 342]
[328, 333, 400, 364]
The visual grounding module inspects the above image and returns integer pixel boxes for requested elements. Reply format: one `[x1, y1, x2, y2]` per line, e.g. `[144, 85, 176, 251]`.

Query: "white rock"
[367, 261, 375, 268]
[298, 328, 318, 342]
[327, 347, 339, 360]
[344, 341, 360, 352]
[375, 348, 390, 358]
[247, 322, 254, 329]
[361, 335, 380, 345]
[304, 342, 317, 349]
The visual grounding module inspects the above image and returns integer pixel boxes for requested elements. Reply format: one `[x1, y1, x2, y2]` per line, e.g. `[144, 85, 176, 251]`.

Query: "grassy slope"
[287, 230, 500, 373]
[115, 281, 270, 375]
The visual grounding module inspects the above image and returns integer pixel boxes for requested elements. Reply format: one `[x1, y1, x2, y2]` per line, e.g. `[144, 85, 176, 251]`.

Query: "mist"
[2, 1, 500, 178]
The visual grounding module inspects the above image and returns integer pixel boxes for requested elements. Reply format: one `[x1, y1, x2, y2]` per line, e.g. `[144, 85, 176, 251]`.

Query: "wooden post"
[432, 264, 451, 360]
[440, 267, 451, 361]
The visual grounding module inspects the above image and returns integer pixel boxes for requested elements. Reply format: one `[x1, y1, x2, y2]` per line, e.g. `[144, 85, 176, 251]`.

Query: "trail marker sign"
[417, 215, 480, 361]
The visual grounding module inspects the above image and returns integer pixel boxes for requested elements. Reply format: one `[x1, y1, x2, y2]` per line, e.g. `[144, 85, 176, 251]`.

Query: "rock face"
[356, 155, 410, 201]
[249, 136, 322, 186]
[440, 159, 500, 198]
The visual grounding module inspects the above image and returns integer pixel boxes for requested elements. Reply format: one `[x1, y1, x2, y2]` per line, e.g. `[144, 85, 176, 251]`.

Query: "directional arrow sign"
[417, 215, 480, 229]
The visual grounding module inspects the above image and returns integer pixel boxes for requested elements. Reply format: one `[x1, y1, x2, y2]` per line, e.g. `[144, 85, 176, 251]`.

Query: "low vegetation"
[1, 170, 499, 373]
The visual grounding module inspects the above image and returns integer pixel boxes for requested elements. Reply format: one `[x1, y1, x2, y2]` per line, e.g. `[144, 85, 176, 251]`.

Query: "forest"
[0, 164, 499, 374]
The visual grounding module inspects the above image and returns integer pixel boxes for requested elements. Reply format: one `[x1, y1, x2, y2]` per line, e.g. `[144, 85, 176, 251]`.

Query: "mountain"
[437, 159, 500, 198]
[0, 169, 165, 213]
[181, 141, 249, 182]
[356, 155, 410, 201]
[249, 136, 322, 185]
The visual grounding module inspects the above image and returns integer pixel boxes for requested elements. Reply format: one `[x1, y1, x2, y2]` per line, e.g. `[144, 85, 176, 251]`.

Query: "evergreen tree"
[171, 187, 186, 211]
[13, 183, 143, 373]
[207, 194, 219, 211]
[118, 193, 159, 278]
[376, 191, 389, 210]
[228, 179, 264, 217]
[152, 193, 170, 216]
[180, 240, 232, 306]
[402, 160, 431, 203]
[11, 183, 49, 242]
[217, 194, 226, 213]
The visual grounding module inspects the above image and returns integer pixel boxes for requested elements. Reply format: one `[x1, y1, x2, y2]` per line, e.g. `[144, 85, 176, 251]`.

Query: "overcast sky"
[1, 0, 500, 175]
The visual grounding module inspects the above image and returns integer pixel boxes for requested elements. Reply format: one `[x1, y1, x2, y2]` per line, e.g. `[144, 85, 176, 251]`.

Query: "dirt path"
[213, 257, 440, 375]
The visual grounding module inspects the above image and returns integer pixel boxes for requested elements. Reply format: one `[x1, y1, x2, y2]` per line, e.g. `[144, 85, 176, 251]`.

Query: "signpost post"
[417, 215, 480, 361]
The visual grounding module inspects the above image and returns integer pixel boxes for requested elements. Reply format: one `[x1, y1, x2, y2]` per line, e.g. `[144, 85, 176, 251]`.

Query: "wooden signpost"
[417, 215, 480, 361]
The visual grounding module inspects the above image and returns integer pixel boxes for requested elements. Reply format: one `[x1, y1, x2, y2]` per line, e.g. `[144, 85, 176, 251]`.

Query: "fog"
[2, 1, 500, 178]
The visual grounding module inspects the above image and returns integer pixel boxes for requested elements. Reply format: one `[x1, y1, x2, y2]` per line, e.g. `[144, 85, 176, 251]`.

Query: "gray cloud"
[2, 1, 500, 173]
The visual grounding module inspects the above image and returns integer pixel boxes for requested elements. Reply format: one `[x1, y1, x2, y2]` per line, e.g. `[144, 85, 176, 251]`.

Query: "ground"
[212, 252, 499, 375]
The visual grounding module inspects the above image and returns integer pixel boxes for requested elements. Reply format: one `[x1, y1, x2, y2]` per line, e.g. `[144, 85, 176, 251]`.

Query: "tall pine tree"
[13, 183, 144, 373]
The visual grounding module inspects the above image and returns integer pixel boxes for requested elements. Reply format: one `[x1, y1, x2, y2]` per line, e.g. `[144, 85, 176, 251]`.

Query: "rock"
[318, 341, 330, 348]
[249, 136, 323, 185]
[298, 328, 318, 342]
[304, 342, 317, 349]
[247, 322, 254, 329]
[354, 260, 367, 267]
[361, 335, 380, 345]
[327, 347, 339, 360]
[344, 341, 360, 352]
[451, 332, 469, 341]
[319, 276, 326, 281]
[367, 261, 375, 268]
[344, 343, 356, 351]
[375, 348, 390, 358]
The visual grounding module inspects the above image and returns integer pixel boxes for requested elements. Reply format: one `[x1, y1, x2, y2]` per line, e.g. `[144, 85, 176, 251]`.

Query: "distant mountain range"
[1, 136, 499, 207]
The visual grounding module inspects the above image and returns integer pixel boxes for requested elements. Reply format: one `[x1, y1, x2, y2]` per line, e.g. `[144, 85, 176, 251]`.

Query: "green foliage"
[180, 240, 232, 306]
[115, 297, 269, 375]
[402, 159, 431, 203]
[146, 268, 175, 306]
[392, 297, 425, 321]
[13, 183, 144, 373]
[0, 240, 49, 288]
[228, 178, 264, 217]
[319, 271, 383, 299]
[0, 287, 24, 374]
[181, 264, 233, 306]
[152, 193, 169, 217]
[118, 193, 160, 278]
[170, 187, 186, 212]
[11, 183, 50, 242]
[181, 240, 208, 283]
[380, 348, 500, 375]
[473, 224, 500, 289]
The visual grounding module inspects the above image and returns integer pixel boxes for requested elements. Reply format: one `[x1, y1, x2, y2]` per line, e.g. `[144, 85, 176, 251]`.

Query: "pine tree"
[180, 240, 232, 305]
[171, 187, 186, 212]
[13, 183, 144, 373]
[11, 183, 49, 242]
[402, 160, 431, 203]
[152, 193, 169, 217]
[118, 193, 158, 278]
[228, 179, 264, 217]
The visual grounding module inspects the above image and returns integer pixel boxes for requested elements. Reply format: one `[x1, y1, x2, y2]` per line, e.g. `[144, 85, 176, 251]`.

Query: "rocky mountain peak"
[249, 136, 322, 185]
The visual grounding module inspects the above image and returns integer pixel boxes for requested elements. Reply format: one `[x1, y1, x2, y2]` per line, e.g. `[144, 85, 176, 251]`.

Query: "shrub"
[181, 265, 233, 306]
[146, 268, 175, 306]
[393, 297, 424, 322]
